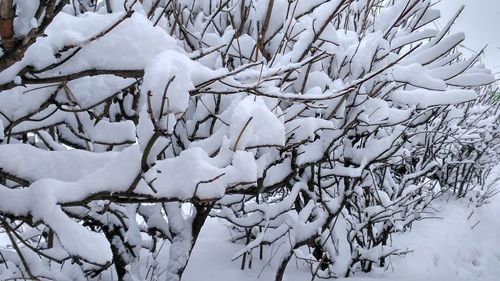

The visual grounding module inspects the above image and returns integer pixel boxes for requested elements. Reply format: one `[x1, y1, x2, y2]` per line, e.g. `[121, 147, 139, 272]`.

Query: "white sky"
[437, 0, 500, 74]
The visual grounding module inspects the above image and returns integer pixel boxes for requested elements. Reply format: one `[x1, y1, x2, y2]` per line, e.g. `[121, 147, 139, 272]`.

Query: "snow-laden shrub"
[0, 0, 497, 280]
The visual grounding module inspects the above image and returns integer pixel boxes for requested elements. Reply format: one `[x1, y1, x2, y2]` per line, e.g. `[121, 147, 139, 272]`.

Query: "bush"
[0, 1, 498, 280]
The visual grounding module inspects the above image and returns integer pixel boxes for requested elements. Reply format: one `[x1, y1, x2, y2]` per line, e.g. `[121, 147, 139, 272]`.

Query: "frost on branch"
[0, 0, 498, 281]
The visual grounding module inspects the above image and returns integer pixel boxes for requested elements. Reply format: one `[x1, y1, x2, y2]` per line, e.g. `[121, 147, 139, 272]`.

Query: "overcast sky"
[437, 0, 500, 74]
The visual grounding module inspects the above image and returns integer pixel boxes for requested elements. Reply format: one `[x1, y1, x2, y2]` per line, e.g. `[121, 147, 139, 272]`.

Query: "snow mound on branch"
[41, 12, 176, 72]
[391, 63, 446, 90]
[0, 146, 141, 264]
[141, 50, 221, 124]
[390, 89, 478, 108]
[228, 96, 285, 150]
[0, 11, 177, 84]
[152, 148, 257, 200]
[0, 144, 117, 182]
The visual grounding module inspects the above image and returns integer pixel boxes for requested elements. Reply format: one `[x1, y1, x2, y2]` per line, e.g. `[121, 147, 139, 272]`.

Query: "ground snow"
[2, 187, 499, 281]
[181, 195, 500, 281]
[385, 197, 500, 281]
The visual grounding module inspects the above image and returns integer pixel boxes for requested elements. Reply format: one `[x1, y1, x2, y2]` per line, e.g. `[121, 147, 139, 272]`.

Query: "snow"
[66, 75, 135, 108]
[228, 96, 285, 150]
[447, 73, 495, 87]
[390, 29, 439, 50]
[0, 146, 141, 265]
[390, 89, 478, 108]
[391, 63, 446, 91]
[141, 50, 218, 121]
[0, 0, 499, 280]
[38, 12, 176, 72]
[181, 218, 312, 281]
[152, 148, 257, 200]
[0, 11, 176, 85]
[136, 190, 500, 281]
[0, 144, 118, 182]
[285, 117, 334, 144]
[386, 197, 500, 281]
[153, 147, 227, 200]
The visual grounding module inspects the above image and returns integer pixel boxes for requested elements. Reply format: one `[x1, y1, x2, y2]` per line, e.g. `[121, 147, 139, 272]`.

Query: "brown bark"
[0, 0, 67, 72]
[0, 0, 14, 51]
[256, 0, 274, 61]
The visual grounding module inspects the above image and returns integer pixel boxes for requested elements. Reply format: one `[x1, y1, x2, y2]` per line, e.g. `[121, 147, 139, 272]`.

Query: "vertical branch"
[105, 0, 113, 13]
[1, 219, 36, 280]
[257, 0, 274, 61]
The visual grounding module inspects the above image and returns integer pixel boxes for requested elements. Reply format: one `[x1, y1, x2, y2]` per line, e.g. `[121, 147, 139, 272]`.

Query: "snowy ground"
[2, 188, 499, 281]
[385, 196, 500, 281]
[181, 195, 500, 281]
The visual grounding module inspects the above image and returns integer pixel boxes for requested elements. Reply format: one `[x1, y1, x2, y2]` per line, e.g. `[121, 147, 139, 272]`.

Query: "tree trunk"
[166, 202, 214, 281]
[275, 250, 293, 281]
[0, 0, 14, 51]
[103, 228, 129, 281]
